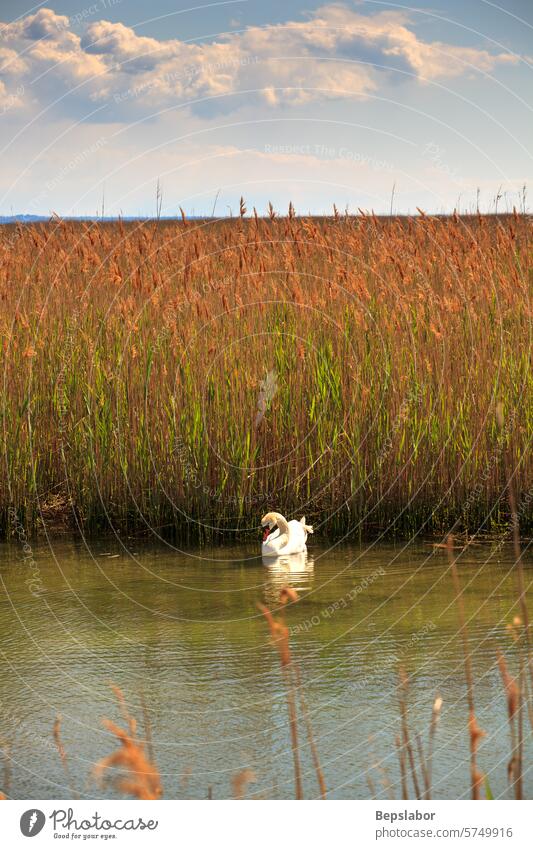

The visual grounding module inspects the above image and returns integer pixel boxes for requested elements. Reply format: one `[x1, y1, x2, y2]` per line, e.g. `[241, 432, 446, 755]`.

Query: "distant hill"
[0, 214, 49, 223]
[0, 212, 520, 225]
[0, 214, 206, 224]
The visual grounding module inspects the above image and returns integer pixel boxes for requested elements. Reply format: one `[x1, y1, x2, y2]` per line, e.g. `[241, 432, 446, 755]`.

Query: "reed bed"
[0, 209, 531, 540]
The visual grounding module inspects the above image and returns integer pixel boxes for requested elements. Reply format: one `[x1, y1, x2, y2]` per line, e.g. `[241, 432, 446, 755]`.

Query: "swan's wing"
[299, 516, 314, 534]
[263, 531, 288, 553]
[288, 520, 307, 544]
[272, 533, 289, 551]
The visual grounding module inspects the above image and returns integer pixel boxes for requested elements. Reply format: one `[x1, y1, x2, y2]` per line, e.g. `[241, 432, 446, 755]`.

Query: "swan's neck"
[272, 513, 290, 535]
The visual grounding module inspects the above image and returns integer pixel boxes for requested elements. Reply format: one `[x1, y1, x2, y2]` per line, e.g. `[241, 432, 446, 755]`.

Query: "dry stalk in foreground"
[258, 590, 303, 800]
[395, 734, 408, 800]
[396, 670, 442, 800]
[447, 535, 485, 799]
[496, 402, 533, 728]
[94, 686, 162, 800]
[398, 668, 422, 800]
[0, 738, 11, 799]
[258, 585, 327, 800]
[496, 650, 522, 799]
[53, 714, 76, 798]
[294, 663, 327, 799]
[367, 736, 394, 800]
[426, 695, 443, 799]
[495, 401, 531, 798]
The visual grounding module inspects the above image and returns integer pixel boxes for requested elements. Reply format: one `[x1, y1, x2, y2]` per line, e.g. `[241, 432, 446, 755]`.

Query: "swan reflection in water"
[262, 550, 315, 605]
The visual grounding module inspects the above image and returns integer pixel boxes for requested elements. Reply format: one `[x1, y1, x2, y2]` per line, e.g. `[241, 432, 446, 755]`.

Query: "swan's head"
[261, 511, 280, 542]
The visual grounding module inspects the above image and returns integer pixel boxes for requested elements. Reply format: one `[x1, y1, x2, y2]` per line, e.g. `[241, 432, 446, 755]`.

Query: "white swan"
[261, 512, 313, 557]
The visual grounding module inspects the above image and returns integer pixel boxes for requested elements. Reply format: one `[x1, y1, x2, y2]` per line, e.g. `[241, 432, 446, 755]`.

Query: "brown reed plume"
[94, 686, 162, 800]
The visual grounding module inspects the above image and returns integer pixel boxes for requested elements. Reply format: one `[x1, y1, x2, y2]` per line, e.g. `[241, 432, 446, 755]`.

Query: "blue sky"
[0, 1, 531, 215]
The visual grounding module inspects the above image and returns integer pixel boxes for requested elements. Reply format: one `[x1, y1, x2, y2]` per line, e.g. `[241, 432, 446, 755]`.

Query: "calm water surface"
[0, 538, 531, 799]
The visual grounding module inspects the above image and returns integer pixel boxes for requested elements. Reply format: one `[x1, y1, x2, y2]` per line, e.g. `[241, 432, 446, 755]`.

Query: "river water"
[0, 538, 530, 799]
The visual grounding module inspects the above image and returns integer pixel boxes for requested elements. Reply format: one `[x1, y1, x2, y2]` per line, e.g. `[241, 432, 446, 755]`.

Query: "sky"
[0, 0, 531, 216]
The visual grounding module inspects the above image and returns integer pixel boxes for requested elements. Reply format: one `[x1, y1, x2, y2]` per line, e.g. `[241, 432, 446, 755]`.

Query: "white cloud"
[0, 5, 520, 121]
[308, 5, 519, 79]
[0, 8, 105, 95]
